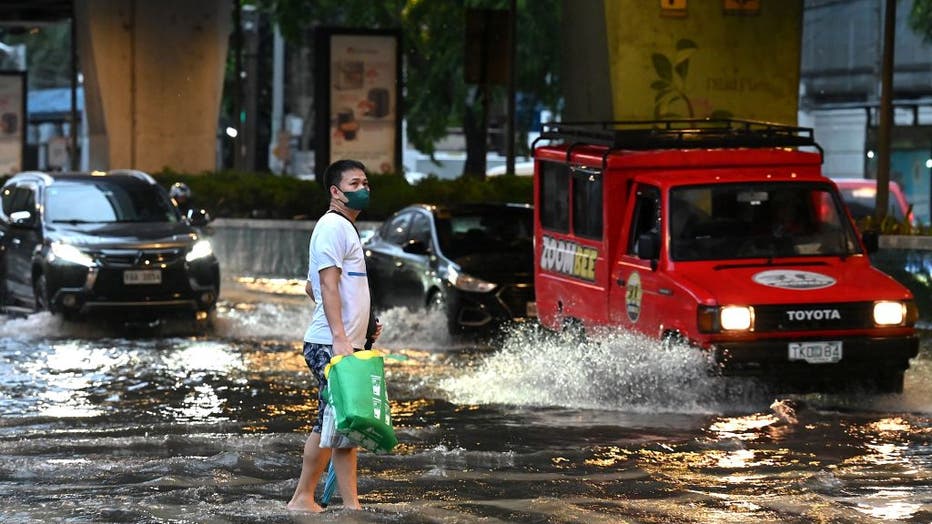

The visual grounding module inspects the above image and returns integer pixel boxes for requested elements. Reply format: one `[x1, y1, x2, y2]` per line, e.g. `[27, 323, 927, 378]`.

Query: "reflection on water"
[0, 279, 929, 522]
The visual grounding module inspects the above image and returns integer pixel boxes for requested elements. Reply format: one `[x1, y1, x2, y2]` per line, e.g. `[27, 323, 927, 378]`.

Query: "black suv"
[0, 170, 220, 321]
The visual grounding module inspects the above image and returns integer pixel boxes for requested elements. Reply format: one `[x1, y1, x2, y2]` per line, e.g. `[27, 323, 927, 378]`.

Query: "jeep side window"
[627, 186, 660, 255]
[572, 167, 603, 239]
[539, 161, 569, 233]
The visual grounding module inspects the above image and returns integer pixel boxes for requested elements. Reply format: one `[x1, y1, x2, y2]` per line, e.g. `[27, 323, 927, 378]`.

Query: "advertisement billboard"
[315, 29, 401, 182]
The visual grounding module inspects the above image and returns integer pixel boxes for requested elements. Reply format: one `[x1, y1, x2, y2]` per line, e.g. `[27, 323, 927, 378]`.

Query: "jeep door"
[1, 183, 42, 306]
[610, 184, 664, 336]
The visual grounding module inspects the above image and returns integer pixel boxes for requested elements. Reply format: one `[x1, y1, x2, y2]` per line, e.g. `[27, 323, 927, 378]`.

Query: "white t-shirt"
[303, 212, 371, 346]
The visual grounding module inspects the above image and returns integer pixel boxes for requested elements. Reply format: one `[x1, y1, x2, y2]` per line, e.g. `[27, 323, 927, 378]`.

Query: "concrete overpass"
[2, 0, 230, 174]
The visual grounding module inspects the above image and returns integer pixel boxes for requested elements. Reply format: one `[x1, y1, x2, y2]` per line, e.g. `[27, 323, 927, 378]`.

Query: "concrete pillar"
[74, 0, 231, 173]
[560, 0, 613, 121]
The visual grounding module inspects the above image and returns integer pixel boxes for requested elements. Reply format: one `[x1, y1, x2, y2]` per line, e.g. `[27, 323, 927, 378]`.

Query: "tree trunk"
[462, 85, 490, 179]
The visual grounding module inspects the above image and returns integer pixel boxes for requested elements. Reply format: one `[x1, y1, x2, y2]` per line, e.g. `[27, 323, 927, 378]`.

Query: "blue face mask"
[340, 187, 370, 210]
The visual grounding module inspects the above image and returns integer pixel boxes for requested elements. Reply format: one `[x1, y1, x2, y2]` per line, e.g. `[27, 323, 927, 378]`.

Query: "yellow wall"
[603, 0, 802, 124]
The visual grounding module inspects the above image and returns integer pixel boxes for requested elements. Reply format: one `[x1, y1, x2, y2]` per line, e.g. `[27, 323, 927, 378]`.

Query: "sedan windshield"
[436, 206, 533, 258]
[669, 183, 861, 261]
[46, 181, 180, 224]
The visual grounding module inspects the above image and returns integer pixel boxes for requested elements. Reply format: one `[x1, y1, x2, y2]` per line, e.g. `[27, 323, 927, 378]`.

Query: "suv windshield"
[45, 180, 180, 224]
[670, 183, 861, 261]
[436, 206, 533, 258]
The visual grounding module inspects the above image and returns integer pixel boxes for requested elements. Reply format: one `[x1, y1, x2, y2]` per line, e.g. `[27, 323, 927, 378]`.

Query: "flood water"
[0, 276, 930, 523]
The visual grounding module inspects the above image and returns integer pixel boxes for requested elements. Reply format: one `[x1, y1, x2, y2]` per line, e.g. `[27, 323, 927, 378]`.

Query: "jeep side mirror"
[402, 239, 430, 255]
[187, 208, 212, 227]
[862, 230, 879, 254]
[9, 210, 34, 228]
[637, 232, 660, 261]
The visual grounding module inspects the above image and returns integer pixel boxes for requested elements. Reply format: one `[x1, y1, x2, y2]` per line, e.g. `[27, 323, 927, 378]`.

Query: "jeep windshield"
[669, 183, 862, 261]
[45, 180, 181, 224]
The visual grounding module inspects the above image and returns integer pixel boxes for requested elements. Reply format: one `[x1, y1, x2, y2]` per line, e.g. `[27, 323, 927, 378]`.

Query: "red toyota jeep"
[532, 120, 918, 393]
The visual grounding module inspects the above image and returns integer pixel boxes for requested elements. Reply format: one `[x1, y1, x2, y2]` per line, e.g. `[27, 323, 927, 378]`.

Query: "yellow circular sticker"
[625, 272, 642, 322]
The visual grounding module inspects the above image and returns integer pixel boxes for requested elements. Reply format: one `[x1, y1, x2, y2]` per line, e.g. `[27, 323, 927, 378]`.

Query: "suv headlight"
[698, 305, 755, 333]
[49, 242, 94, 267]
[445, 266, 496, 293]
[186, 239, 214, 262]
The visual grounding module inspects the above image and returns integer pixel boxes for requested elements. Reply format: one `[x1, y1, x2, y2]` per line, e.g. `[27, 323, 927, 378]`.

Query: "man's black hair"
[323, 159, 367, 193]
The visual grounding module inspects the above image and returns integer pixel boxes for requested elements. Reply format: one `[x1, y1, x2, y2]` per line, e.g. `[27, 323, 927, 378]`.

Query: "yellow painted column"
[75, 0, 230, 172]
[602, 0, 803, 124]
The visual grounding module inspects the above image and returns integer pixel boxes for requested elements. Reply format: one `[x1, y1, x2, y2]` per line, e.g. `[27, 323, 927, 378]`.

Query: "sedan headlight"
[49, 242, 94, 267]
[873, 301, 906, 326]
[185, 239, 213, 262]
[445, 266, 496, 293]
[698, 305, 754, 333]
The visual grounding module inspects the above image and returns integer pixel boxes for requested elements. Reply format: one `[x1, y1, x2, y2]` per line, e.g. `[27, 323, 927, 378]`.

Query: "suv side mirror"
[862, 230, 879, 254]
[9, 210, 35, 228]
[402, 239, 430, 255]
[636, 231, 660, 261]
[187, 208, 212, 227]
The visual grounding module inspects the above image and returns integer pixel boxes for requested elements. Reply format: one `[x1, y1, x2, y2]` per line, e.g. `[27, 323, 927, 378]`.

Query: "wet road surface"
[0, 277, 929, 523]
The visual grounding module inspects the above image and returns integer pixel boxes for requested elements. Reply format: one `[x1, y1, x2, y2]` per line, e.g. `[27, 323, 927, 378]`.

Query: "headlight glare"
[49, 242, 94, 267]
[445, 266, 496, 292]
[873, 301, 905, 326]
[720, 305, 753, 331]
[186, 240, 213, 262]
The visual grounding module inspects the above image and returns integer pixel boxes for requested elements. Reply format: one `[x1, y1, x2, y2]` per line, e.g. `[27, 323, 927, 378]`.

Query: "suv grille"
[753, 302, 873, 332]
[92, 248, 185, 267]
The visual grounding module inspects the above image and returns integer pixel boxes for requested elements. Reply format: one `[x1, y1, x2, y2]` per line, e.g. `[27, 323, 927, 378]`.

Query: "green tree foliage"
[910, 0, 932, 42]
[254, 0, 561, 177]
[1, 23, 72, 89]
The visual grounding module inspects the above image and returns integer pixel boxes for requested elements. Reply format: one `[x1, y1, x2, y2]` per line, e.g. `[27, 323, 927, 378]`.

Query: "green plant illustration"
[650, 38, 732, 120]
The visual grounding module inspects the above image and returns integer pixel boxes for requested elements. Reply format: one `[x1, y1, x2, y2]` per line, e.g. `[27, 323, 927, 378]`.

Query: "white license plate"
[526, 301, 538, 318]
[123, 269, 162, 285]
[788, 341, 842, 364]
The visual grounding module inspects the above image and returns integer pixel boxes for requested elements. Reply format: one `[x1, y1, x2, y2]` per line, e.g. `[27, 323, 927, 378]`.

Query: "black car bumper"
[447, 282, 535, 331]
[46, 258, 220, 319]
[711, 335, 919, 376]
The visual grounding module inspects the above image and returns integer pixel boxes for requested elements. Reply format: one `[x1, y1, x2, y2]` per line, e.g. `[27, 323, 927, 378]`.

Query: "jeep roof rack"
[534, 118, 823, 164]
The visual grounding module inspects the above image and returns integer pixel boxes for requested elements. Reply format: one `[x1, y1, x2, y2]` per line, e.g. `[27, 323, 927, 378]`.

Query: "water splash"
[440, 324, 773, 414]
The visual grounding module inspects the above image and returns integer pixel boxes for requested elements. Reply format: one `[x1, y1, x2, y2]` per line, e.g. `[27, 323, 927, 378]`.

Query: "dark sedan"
[365, 203, 535, 335]
[0, 170, 219, 322]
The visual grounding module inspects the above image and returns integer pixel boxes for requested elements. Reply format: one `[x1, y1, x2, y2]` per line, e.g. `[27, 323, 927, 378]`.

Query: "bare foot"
[343, 503, 363, 511]
[286, 498, 324, 513]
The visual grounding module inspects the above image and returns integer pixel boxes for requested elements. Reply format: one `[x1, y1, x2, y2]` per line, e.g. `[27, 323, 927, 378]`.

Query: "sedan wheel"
[34, 274, 50, 312]
[427, 290, 458, 335]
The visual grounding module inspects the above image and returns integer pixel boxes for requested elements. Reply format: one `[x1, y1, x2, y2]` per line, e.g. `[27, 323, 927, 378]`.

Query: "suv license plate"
[788, 341, 842, 364]
[124, 269, 162, 285]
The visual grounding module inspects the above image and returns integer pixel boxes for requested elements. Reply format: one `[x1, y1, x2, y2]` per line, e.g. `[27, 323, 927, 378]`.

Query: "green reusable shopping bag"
[324, 350, 398, 453]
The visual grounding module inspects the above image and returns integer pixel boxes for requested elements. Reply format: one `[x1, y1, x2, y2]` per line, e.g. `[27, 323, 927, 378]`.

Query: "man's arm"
[319, 266, 353, 355]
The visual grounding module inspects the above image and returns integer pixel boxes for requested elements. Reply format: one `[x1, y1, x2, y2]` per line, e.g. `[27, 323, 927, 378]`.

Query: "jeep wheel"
[874, 370, 905, 394]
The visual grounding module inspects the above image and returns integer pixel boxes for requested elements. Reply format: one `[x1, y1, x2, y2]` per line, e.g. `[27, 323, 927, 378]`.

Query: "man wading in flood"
[287, 159, 382, 512]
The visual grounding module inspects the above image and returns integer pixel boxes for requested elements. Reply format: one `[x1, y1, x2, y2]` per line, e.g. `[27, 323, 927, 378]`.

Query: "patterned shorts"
[303, 342, 356, 449]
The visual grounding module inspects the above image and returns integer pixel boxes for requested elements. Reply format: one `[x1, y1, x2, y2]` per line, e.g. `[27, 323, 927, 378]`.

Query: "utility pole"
[875, 0, 896, 221]
[505, 0, 516, 175]
[232, 0, 244, 170]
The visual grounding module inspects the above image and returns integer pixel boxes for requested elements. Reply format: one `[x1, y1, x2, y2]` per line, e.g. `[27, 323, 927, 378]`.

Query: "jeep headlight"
[445, 266, 496, 293]
[873, 301, 906, 326]
[698, 305, 754, 333]
[49, 242, 94, 267]
[185, 239, 213, 262]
